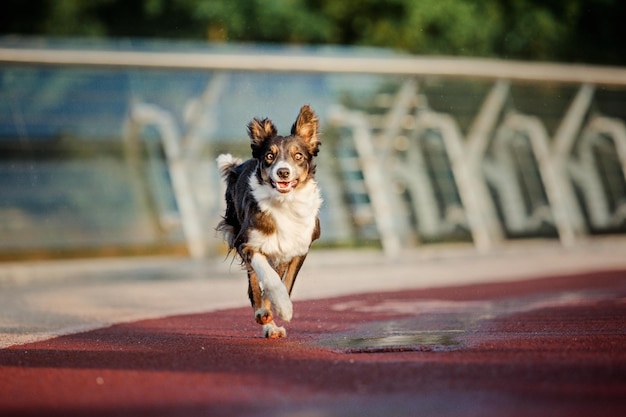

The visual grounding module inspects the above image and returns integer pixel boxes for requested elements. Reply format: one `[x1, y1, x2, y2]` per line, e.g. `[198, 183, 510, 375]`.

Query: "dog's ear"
[291, 105, 321, 157]
[247, 118, 277, 155]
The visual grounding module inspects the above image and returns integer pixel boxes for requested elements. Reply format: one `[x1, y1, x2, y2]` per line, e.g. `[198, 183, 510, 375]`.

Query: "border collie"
[217, 105, 322, 338]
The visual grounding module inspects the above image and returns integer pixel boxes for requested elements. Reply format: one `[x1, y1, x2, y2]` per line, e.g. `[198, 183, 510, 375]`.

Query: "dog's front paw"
[263, 323, 286, 339]
[254, 307, 273, 325]
[251, 253, 293, 322]
[266, 282, 293, 322]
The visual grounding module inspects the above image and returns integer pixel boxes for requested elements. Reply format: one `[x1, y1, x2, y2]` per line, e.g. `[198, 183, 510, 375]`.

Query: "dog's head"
[247, 105, 320, 195]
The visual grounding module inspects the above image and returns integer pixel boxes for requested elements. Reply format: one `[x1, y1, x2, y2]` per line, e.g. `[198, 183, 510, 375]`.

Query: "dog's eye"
[294, 152, 303, 161]
[265, 153, 275, 162]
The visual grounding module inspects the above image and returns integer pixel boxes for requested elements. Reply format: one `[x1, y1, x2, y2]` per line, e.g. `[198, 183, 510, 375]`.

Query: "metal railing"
[2, 47, 626, 85]
[330, 80, 626, 255]
[2, 45, 625, 257]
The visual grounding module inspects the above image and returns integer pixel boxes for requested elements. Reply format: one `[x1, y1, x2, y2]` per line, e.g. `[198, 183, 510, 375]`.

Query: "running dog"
[217, 105, 322, 338]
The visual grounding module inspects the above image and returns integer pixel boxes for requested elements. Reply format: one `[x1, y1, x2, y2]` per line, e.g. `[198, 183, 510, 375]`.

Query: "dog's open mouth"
[272, 179, 298, 193]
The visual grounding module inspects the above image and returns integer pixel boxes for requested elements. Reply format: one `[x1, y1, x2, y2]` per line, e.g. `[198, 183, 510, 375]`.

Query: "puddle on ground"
[320, 289, 615, 354]
[327, 330, 463, 353]
[319, 315, 471, 353]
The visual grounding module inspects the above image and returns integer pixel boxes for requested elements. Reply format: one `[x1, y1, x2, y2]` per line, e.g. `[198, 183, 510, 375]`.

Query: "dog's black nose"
[277, 167, 290, 179]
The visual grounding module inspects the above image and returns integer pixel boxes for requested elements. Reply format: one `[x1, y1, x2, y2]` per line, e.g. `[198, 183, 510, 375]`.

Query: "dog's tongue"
[276, 181, 291, 192]
[275, 180, 298, 193]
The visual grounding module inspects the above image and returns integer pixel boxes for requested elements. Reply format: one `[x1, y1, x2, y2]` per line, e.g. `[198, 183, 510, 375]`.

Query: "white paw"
[263, 323, 286, 339]
[250, 252, 293, 321]
[265, 280, 293, 322]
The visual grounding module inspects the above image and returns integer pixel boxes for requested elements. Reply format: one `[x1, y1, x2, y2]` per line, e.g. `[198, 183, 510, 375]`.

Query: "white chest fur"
[248, 176, 322, 263]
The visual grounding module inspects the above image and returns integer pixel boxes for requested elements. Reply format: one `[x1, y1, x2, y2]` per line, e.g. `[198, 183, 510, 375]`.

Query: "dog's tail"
[217, 153, 243, 180]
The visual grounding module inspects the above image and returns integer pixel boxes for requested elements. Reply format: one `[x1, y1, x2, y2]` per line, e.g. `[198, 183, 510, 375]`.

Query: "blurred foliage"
[2, 0, 625, 64]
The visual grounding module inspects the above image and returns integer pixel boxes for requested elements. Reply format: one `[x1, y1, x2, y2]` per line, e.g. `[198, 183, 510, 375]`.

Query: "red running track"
[1, 270, 625, 417]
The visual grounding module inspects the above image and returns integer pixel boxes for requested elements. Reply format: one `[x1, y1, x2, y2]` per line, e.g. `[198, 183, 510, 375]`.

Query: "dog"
[216, 105, 322, 338]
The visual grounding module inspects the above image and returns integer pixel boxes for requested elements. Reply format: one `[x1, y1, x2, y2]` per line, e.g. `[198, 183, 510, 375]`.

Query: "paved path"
[2, 240, 626, 349]
[1, 241, 626, 416]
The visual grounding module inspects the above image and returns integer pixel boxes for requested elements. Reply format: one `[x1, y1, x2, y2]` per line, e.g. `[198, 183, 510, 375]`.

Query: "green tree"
[1, 0, 624, 65]
[382, 0, 500, 56]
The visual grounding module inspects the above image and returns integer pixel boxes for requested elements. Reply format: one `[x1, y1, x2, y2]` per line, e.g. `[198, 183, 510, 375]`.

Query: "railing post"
[129, 103, 208, 259]
[331, 106, 403, 257]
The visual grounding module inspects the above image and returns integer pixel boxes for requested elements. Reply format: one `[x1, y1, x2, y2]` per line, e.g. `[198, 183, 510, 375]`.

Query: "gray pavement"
[2, 238, 626, 349]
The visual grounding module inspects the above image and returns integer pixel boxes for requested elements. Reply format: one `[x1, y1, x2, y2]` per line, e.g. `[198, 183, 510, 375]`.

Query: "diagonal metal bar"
[553, 84, 595, 156]
[466, 80, 510, 159]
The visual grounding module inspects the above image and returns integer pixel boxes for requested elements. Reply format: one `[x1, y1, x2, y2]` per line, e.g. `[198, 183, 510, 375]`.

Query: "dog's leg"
[282, 255, 307, 295]
[248, 269, 287, 338]
[247, 270, 272, 324]
[249, 252, 293, 322]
